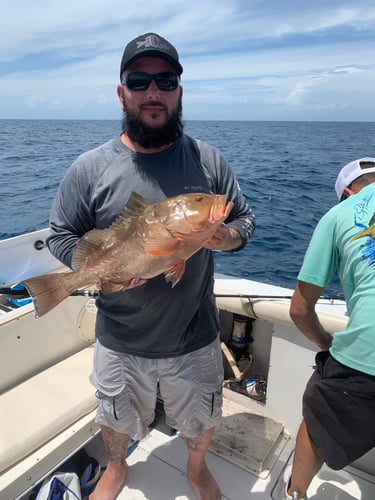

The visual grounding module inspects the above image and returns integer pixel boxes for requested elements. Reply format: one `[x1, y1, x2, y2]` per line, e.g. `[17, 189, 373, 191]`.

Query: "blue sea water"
[1, 119, 375, 297]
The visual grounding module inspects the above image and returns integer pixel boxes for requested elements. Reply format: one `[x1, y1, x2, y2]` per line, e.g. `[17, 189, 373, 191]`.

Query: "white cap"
[335, 157, 375, 200]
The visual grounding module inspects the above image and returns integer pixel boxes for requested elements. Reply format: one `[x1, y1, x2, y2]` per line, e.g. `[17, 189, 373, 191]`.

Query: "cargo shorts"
[89, 336, 224, 441]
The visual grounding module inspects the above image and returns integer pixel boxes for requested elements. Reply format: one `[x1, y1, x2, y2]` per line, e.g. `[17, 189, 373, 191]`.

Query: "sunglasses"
[123, 72, 179, 91]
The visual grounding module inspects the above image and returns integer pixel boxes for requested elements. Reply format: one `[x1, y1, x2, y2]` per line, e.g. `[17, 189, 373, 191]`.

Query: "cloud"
[1, 0, 375, 120]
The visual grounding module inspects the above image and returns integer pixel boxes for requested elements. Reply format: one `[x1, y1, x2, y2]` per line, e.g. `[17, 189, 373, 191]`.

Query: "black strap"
[0, 287, 30, 297]
[0, 287, 100, 298]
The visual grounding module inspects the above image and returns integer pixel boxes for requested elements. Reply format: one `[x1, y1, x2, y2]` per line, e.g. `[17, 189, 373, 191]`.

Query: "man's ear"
[117, 85, 125, 110]
[343, 186, 355, 197]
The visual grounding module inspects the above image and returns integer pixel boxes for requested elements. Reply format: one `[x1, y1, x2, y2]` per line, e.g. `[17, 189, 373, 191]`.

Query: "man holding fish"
[45, 33, 255, 500]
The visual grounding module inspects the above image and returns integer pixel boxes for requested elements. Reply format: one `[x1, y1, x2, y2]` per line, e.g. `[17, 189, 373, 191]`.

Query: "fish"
[351, 212, 375, 242]
[23, 191, 233, 318]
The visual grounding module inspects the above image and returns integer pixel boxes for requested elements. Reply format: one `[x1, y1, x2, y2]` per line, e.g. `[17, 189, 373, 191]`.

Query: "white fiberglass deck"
[88, 428, 375, 500]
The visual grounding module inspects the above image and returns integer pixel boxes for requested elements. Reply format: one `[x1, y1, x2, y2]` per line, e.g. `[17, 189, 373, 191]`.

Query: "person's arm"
[290, 280, 332, 350]
[196, 139, 255, 252]
[47, 157, 96, 268]
[218, 169, 255, 252]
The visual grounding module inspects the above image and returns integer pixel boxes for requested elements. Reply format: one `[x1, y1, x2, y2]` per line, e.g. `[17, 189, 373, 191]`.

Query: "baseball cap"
[335, 157, 375, 200]
[120, 33, 183, 78]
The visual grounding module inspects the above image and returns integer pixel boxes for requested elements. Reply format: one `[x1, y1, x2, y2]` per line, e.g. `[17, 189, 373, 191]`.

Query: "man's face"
[118, 56, 182, 132]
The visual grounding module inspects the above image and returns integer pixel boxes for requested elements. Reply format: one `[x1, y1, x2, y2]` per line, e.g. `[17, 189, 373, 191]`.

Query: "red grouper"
[23, 192, 233, 318]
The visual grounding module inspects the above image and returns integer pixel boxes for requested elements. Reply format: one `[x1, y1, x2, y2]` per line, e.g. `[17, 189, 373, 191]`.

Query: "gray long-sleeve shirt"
[48, 134, 255, 357]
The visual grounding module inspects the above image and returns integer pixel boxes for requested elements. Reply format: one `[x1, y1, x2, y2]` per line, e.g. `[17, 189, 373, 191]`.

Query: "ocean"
[1, 119, 375, 298]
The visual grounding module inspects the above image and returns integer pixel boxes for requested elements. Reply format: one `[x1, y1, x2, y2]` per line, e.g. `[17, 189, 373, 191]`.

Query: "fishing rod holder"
[34, 240, 46, 251]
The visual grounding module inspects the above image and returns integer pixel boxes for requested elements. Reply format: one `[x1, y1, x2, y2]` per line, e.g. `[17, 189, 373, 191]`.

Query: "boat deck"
[86, 427, 375, 500]
[81, 395, 375, 500]
[1, 232, 373, 500]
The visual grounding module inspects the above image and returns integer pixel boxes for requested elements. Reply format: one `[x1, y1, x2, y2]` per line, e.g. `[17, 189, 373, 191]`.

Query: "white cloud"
[1, 0, 375, 120]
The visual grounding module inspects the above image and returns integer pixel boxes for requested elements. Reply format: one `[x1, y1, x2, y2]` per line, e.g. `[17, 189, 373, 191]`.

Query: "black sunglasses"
[122, 72, 179, 91]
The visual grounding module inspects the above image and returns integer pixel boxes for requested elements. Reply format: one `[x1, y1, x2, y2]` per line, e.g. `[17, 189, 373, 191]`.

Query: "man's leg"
[185, 427, 221, 500]
[89, 425, 130, 500]
[288, 420, 324, 498]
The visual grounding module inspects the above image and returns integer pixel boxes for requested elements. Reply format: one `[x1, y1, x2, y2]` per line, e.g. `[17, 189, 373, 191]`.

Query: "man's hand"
[203, 224, 242, 252]
[124, 277, 147, 290]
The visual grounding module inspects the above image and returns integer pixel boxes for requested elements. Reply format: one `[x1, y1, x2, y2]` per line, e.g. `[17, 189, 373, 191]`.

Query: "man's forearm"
[291, 310, 332, 350]
[219, 227, 243, 251]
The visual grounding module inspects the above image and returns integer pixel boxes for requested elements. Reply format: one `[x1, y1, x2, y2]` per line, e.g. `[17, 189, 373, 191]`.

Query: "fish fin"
[72, 192, 150, 270]
[72, 229, 113, 270]
[123, 192, 150, 213]
[111, 192, 150, 231]
[23, 272, 77, 318]
[168, 230, 208, 244]
[143, 236, 180, 256]
[100, 280, 128, 294]
[164, 261, 186, 287]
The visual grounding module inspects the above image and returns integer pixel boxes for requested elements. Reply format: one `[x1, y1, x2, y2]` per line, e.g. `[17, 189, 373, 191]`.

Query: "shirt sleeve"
[196, 139, 255, 251]
[47, 156, 96, 268]
[298, 210, 338, 287]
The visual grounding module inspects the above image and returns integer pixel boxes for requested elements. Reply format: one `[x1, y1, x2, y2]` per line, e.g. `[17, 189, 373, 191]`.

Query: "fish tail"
[23, 273, 77, 318]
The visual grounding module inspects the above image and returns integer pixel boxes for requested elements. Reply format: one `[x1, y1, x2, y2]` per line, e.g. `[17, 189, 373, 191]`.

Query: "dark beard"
[121, 99, 184, 149]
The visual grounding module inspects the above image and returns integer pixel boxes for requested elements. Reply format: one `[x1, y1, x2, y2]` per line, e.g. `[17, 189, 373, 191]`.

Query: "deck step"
[210, 397, 289, 478]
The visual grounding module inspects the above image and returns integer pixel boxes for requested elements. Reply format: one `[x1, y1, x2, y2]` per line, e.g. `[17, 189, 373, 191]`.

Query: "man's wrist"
[224, 228, 242, 251]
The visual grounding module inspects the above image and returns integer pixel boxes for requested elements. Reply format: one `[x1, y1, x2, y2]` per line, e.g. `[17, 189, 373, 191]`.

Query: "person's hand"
[317, 336, 332, 351]
[124, 277, 147, 289]
[203, 224, 242, 251]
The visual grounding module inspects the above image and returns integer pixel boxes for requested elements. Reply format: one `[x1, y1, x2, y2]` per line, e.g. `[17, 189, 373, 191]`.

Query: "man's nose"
[147, 79, 161, 98]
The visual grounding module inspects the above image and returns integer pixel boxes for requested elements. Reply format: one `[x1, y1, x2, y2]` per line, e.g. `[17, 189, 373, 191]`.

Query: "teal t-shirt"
[298, 183, 375, 376]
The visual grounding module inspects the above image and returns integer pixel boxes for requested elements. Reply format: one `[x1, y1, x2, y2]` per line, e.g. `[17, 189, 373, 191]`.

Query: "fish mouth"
[170, 195, 233, 240]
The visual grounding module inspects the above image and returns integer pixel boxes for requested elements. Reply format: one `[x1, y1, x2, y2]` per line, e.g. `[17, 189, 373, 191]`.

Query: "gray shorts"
[89, 336, 224, 441]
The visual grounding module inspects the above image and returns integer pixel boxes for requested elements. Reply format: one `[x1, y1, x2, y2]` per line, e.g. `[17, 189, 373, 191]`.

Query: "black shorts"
[303, 350, 375, 470]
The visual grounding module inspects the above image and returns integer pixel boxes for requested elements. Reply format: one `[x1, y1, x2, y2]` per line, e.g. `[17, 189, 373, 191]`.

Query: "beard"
[121, 96, 184, 149]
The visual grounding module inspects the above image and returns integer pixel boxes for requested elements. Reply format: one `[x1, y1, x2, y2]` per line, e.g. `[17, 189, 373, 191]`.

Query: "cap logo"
[136, 34, 170, 51]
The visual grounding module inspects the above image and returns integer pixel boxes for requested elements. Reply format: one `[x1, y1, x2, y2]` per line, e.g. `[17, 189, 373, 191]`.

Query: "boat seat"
[0, 346, 97, 475]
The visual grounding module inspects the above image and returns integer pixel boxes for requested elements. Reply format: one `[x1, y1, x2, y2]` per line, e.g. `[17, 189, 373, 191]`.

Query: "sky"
[1, 0, 375, 121]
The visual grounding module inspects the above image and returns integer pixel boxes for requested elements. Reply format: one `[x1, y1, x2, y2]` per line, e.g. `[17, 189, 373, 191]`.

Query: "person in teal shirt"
[280, 158, 375, 499]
